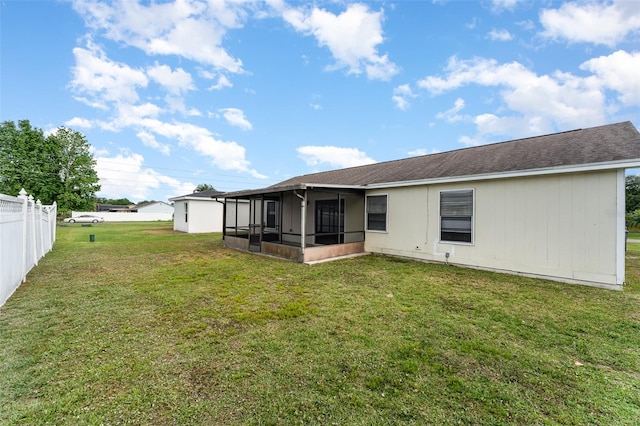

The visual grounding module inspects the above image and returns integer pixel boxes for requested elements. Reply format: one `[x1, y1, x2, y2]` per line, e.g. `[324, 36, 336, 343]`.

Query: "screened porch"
[223, 185, 367, 263]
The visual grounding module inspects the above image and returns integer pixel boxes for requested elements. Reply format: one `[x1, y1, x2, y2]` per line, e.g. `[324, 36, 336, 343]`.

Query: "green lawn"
[2, 222, 640, 425]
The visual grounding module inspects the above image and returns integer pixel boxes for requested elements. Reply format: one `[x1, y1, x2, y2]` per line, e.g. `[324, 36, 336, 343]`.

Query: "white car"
[64, 215, 105, 224]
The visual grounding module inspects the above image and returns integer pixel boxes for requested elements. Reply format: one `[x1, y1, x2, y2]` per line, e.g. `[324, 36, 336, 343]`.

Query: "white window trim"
[365, 193, 388, 233]
[438, 188, 475, 245]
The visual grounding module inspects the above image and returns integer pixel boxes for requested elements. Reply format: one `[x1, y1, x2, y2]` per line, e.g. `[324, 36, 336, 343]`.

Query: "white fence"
[71, 211, 173, 222]
[1, 189, 57, 308]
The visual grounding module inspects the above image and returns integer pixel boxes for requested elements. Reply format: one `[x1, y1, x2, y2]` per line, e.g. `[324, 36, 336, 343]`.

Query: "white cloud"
[435, 98, 466, 123]
[69, 37, 263, 179]
[219, 108, 253, 130]
[137, 131, 171, 155]
[140, 119, 265, 178]
[488, 29, 513, 41]
[207, 75, 233, 91]
[408, 148, 440, 156]
[392, 84, 417, 110]
[540, 1, 640, 47]
[147, 63, 194, 95]
[96, 151, 193, 202]
[71, 40, 148, 104]
[417, 55, 615, 142]
[297, 146, 376, 169]
[491, 0, 523, 12]
[65, 117, 94, 129]
[580, 50, 640, 107]
[516, 19, 535, 31]
[71, 0, 246, 72]
[283, 3, 398, 80]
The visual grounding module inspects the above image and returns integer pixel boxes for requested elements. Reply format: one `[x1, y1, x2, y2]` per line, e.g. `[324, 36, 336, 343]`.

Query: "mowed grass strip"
[1, 222, 640, 425]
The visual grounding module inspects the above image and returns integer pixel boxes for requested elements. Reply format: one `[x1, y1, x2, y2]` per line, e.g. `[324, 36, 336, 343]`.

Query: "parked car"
[64, 215, 104, 224]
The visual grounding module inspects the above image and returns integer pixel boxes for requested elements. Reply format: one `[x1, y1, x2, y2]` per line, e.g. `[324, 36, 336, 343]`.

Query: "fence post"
[19, 189, 28, 283]
[29, 195, 38, 267]
[37, 199, 44, 259]
[51, 201, 57, 245]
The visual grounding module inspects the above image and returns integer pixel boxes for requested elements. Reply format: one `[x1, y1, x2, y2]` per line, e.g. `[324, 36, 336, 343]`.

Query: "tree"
[194, 183, 216, 192]
[626, 175, 640, 213]
[0, 120, 100, 210]
[48, 127, 101, 211]
[0, 119, 52, 199]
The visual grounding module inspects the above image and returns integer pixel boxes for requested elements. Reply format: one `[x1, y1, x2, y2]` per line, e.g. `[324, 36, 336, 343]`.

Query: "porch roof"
[223, 183, 364, 198]
[225, 121, 640, 198]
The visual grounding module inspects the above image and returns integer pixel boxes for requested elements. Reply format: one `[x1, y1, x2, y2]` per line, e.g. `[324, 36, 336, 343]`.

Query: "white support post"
[300, 191, 306, 254]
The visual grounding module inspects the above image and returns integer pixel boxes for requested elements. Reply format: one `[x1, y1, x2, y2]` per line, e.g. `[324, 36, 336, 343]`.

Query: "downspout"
[294, 190, 306, 255]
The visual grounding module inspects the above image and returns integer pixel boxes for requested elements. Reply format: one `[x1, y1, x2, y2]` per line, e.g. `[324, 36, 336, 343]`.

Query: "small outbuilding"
[170, 189, 227, 233]
[223, 121, 640, 290]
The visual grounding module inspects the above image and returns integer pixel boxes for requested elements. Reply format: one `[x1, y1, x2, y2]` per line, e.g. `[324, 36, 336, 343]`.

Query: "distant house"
[74, 201, 174, 222]
[223, 121, 640, 290]
[170, 189, 228, 233]
[96, 203, 136, 213]
[137, 201, 174, 215]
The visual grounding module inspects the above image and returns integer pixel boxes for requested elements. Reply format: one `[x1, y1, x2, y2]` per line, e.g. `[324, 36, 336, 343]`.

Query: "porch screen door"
[315, 199, 344, 244]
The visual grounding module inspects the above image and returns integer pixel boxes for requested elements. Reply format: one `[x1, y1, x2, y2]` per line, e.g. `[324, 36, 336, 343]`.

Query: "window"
[184, 202, 188, 223]
[440, 189, 473, 243]
[366, 195, 387, 231]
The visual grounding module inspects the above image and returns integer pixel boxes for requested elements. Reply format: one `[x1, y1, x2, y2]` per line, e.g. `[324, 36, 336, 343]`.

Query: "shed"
[169, 189, 226, 233]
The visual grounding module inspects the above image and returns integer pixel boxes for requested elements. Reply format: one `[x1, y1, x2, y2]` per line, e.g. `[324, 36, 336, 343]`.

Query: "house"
[96, 203, 136, 212]
[170, 189, 228, 233]
[136, 201, 174, 214]
[73, 201, 174, 222]
[223, 121, 640, 290]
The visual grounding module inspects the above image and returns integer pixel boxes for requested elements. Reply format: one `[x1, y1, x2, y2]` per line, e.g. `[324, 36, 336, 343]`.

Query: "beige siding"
[364, 170, 623, 289]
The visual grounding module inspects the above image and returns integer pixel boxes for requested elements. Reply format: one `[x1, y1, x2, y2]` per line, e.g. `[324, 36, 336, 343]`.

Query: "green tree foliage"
[626, 175, 640, 214]
[0, 119, 53, 200]
[194, 183, 215, 192]
[0, 120, 100, 211]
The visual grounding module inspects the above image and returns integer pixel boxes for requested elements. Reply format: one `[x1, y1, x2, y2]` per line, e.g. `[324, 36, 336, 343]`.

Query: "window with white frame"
[184, 202, 188, 223]
[440, 189, 473, 243]
[366, 194, 387, 231]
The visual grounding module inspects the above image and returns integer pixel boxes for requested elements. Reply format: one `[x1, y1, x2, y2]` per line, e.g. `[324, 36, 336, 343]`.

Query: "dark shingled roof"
[272, 121, 640, 188]
[224, 122, 640, 198]
[172, 189, 226, 199]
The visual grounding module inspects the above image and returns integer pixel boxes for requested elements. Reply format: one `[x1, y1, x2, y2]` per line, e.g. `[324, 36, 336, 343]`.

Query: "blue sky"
[1, 0, 639, 203]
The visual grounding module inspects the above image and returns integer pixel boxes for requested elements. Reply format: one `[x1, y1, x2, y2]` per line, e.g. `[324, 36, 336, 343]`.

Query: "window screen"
[440, 190, 473, 243]
[366, 195, 387, 231]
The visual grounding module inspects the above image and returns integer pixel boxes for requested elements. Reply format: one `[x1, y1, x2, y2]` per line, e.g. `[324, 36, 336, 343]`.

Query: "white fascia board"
[363, 159, 640, 190]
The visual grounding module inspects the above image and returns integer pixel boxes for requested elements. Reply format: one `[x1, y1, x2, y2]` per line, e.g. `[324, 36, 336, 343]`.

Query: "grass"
[628, 231, 640, 240]
[2, 222, 640, 425]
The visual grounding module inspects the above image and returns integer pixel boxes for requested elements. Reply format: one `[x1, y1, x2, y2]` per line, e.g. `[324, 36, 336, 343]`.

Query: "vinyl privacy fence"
[0, 189, 57, 307]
